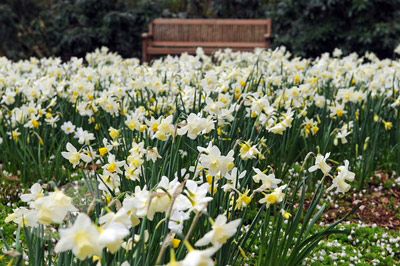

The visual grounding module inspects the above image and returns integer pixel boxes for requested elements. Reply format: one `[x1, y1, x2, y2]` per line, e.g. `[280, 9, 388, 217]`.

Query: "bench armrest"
[264, 33, 272, 48]
[142, 33, 152, 39]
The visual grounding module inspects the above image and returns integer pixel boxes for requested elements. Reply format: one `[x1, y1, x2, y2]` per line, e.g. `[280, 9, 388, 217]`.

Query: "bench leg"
[142, 51, 147, 63]
[142, 37, 148, 63]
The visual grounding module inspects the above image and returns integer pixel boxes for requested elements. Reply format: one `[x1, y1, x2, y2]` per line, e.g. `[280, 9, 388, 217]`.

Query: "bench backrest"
[148, 19, 271, 48]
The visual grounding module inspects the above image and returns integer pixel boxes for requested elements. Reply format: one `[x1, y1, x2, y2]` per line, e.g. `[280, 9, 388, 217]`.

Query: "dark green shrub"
[266, 0, 400, 58]
[0, 0, 163, 60]
[1, 0, 400, 60]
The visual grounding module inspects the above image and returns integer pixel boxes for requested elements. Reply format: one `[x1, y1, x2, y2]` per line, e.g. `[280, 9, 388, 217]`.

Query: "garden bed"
[1, 46, 400, 265]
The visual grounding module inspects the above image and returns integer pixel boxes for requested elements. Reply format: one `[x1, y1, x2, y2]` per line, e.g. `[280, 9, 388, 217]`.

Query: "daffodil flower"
[195, 214, 241, 248]
[308, 152, 331, 175]
[61, 142, 91, 168]
[55, 213, 102, 260]
[327, 160, 355, 193]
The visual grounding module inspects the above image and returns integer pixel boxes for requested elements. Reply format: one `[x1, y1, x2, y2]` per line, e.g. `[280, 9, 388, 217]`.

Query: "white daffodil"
[177, 113, 215, 139]
[195, 214, 241, 248]
[259, 184, 287, 208]
[185, 180, 213, 212]
[198, 143, 234, 177]
[102, 154, 124, 174]
[55, 213, 102, 260]
[308, 152, 331, 175]
[222, 167, 246, 192]
[98, 171, 121, 192]
[128, 185, 153, 219]
[99, 207, 132, 229]
[99, 222, 129, 253]
[327, 160, 355, 193]
[168, 210, 191, 233]
[252, 167, 282, 190]
[74, 127, 95, 145]
[145, 147, 162, 162]
[61, 121, 76, 134]
[180, 247, 217, 266]
[98, 138, 113, 156]
[124, 163, 141, 181]
[20, 183, 43, 202]
[335, 127, 351, 145]
[5, 207, 38, 227]
[61, 142, 91, 168]
[31, 190, 77, 225]
[239, 141, 260, 160]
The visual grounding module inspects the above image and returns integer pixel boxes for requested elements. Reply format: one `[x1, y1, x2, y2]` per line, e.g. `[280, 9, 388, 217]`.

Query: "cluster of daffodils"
[1, 45, 399, 264]
[1, 46, 398, 149]
[6, 174, 241, 264]
[5, 184, 75, 227]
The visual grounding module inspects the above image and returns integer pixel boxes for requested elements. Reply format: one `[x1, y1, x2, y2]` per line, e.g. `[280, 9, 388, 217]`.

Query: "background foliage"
[1, 0, 400, 60]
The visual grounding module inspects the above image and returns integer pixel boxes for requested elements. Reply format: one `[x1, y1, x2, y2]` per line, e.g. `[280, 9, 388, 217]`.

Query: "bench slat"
[147, 47, 257, 55]
[151, 41, 267, 48]
[152, 18, 271, 25]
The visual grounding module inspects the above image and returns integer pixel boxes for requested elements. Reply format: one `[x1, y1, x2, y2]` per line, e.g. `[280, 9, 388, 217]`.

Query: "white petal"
[66, 142, 77, 153]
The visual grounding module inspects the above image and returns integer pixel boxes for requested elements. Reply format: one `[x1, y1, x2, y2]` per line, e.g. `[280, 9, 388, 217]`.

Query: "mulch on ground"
[321, 171, 400, 230]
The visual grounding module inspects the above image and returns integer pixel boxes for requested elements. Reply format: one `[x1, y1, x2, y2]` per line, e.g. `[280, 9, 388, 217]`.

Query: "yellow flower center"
[240, 143, 251, 153]
[383, 121, 392, 130]
[109, 129, 119, 139]
[171, 238, 181, 248]
[214, 225, 230, 244]
[139, 125, 147, 132]
[282, 211, 292, 219]
[99, 147, 108, 156]
[311, 126, 319, 135]
[128, 121, 136, 130]
[209, 159, 219, 170]
[69, 153, 80, 165]
[266, 194, 277, 204]
[73, 232, 93, 260]
[12, 131, 19, 140]
[108, 163, 116, 173]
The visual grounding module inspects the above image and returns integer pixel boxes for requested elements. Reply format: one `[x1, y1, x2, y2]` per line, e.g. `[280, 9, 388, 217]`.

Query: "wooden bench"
[141, 18, 272, 62]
